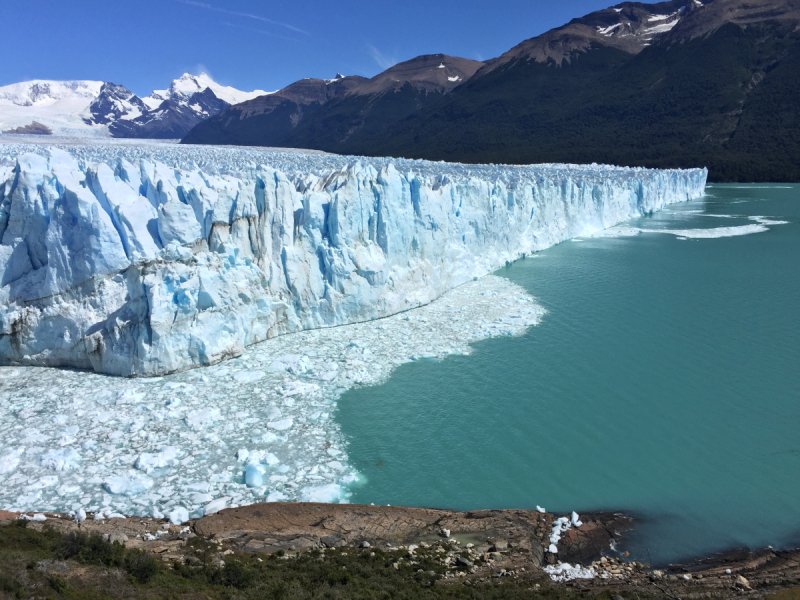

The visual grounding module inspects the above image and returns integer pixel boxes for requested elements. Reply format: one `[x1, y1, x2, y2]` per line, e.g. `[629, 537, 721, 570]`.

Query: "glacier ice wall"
[0, 142, 707, 376]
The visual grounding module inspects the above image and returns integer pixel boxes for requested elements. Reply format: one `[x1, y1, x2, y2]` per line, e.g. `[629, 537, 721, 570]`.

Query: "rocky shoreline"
[2, 503, 799, 598]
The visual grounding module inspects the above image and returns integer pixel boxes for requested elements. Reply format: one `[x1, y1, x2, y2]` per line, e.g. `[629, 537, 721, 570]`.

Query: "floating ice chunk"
[270, 354, 310, 374]
[267, 418, 293, 431]
[0, 448, 23, 474]
[299, 483, 343, 503]
[280, 381, 319, 397]
[21, 429, 48, 443]
[185, 408, 222, 430]
[264, 452, 279, 466]
[236, 449, 249, 462]
[245, 464, 264, 488]
[203, 496, 230, 515]
[28, 476, 59, 490]
[186, 482, 211, 493]
[169, 506, 190, 525]
[642, 224, 769, 238]
[266, 491, 288, 502]
[544, 563, 597, 582]
[116, 390, 146, 404]
[40, 448, 81, 471]
[103, 471, 154, 496]
[536, 505, 546, 513]
[750, 216, 790, 226]
[135, 447, 181, 473]
[233, 370, 265, 383]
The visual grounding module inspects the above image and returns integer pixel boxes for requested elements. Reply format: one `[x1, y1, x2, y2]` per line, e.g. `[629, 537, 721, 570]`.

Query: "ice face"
[0, 274, 543, 519]
[0, 140, 707, 376]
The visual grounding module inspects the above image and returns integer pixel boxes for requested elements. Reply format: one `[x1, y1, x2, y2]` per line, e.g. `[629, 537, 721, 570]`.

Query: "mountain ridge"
[183, 0, 800, 182]
[0, 73, 268, 139]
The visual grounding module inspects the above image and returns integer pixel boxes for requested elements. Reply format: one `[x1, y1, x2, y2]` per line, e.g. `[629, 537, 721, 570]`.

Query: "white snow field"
[0, 140, 708, 377]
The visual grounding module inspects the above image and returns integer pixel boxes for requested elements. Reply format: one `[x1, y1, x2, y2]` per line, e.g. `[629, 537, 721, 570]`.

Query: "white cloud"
[222, 21, 303, 43]
[175, 0, 308, 35]
[368, 45, 398, 70]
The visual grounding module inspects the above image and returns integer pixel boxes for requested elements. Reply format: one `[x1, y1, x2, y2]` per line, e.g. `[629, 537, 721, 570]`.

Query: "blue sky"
[2, 0, 658, 95]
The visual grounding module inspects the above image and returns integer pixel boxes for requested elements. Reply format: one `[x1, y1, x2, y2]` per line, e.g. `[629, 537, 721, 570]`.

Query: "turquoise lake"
[336, 184, 800, 565]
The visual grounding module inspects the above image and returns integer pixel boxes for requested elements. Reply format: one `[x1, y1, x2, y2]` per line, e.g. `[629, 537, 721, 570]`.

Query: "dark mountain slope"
[366, 17, 800, 181]
[182, 0, 800, 181]
[182, 55, 483, 148]
[182, 75, 367, 146]
[109, 87, 230, 139]
[479, 0, 700, 72]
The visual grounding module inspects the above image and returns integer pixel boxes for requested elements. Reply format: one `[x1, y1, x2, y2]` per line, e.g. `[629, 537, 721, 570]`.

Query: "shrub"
[47, 575, 67, 594]
[123, 549, 161, 584]
[59, 532, 124, 567]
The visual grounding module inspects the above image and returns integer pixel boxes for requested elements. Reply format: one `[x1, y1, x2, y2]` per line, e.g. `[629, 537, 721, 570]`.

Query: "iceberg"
[0, 140, 707, 376]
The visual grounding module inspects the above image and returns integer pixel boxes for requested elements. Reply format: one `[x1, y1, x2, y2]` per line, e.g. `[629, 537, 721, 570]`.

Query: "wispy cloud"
[222, 21, 303, 43]
[175, 0, 308, 35]
[368, 44, 397, 70]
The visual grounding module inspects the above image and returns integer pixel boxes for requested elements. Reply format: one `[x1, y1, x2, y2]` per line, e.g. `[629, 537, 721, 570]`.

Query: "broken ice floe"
[594, 215, 788, 240]
[0, 275, 543, 522]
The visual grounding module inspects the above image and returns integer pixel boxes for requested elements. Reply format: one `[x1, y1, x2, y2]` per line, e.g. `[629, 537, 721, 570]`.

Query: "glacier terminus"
[0, 140, 707, 376]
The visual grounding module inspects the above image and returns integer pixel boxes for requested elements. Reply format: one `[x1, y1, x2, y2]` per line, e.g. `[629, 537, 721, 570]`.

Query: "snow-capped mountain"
[86, 82, 148, 125]
[0, 73, 269, 138]
[144, 72, 267, 109]
[0, 80, 103, 106]
[0, 80, 108, 137]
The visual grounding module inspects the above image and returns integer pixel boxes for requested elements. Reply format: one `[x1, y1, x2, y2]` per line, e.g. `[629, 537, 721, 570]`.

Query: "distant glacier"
[0, 141, 707, 376]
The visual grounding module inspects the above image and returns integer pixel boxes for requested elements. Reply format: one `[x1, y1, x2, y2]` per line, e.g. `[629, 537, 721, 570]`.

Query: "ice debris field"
[0, 275, 542, 523]
[0, 139, 706, 523]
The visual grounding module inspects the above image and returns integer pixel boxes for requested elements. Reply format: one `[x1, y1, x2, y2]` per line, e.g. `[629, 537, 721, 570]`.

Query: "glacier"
[0, 140, 707, 376]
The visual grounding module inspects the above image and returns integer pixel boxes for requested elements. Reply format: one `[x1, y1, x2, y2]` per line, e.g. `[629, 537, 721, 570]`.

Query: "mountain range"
[0, 73, 267, 139]
[185, 0, 800, 182]
[2, 0, 798, 181]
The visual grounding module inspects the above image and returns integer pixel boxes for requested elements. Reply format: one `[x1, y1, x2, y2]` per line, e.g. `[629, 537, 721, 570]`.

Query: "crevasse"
[0, 143, 707, 376]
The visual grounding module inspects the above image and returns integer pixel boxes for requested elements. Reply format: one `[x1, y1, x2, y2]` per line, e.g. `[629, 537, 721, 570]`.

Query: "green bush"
[123, 549, 161, 584]
[47, 575, 67, 594]
[59, 532, 125, 567]
[215, 558, 255, 589]
[0, 572, 22, 594]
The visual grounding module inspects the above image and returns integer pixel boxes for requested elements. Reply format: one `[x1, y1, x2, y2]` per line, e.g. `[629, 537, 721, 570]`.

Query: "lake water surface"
[336, 184, 800, 565]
